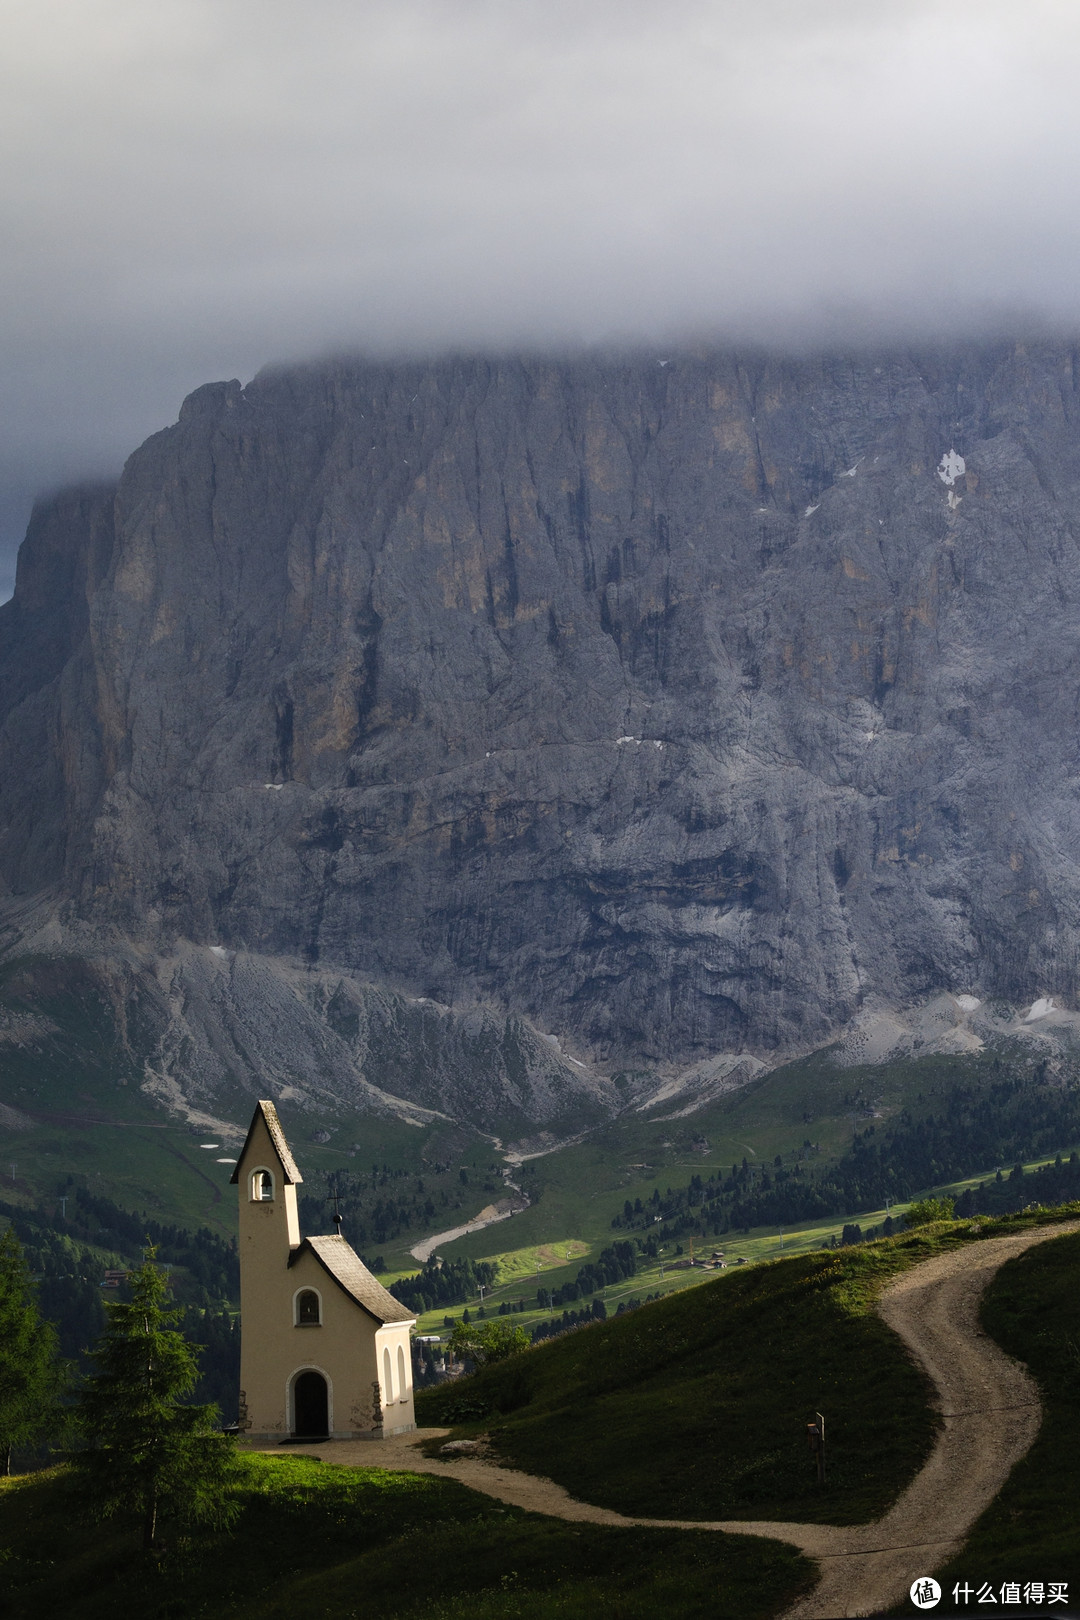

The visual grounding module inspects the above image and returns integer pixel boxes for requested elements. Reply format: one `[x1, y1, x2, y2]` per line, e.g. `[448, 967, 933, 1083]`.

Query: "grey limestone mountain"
[3, 341, 1080, 1130]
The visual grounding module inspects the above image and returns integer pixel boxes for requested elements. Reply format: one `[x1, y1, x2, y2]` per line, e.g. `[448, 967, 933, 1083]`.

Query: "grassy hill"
[431, 1044, 1080, 1267]
[416, 1208, 1080, 1529]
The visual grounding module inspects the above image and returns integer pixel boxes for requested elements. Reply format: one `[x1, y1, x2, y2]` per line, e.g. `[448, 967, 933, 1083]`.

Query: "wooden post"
[807, 1413, 826, 1485]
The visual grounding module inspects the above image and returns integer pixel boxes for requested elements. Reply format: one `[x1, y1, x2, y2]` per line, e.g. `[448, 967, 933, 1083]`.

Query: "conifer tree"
[75, 1247, 239, 1551]
[0, 1229, 65, 1474]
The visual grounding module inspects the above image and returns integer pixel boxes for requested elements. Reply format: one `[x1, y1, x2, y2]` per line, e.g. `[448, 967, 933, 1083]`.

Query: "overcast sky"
[3, 0, 1080, 596]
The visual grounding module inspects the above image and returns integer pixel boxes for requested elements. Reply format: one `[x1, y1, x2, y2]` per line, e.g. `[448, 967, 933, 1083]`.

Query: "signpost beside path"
[807, 1411, 826, 1485]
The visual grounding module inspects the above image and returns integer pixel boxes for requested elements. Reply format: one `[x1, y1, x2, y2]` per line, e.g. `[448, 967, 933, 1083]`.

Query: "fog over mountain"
[4, 1, 1080, 596]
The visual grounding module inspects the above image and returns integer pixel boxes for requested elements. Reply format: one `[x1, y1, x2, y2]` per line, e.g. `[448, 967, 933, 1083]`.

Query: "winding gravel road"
[718, 1221, 1080, 1617]
[255, 1220, 1079, 1619]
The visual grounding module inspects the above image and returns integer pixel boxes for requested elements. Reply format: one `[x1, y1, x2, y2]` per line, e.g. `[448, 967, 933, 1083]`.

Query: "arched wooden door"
[293, 1370, 329, 1437]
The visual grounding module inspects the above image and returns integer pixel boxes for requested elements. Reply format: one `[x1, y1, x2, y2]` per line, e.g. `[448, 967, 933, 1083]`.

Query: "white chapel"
[231, 1100, 416, 1440]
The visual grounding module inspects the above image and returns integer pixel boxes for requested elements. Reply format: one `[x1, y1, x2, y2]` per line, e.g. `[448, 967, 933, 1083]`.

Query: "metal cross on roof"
[328, 1188, 344, 1234]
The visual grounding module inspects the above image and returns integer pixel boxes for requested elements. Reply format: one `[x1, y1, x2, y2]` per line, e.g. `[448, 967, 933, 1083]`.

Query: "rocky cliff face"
[4, 342, 1080, 1120]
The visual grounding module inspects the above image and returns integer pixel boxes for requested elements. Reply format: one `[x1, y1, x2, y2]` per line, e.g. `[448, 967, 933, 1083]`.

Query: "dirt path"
[408, 1198, 525, 1263]
[719, 1221, 1080, 1617]
[252, 1220, 1079, 1619]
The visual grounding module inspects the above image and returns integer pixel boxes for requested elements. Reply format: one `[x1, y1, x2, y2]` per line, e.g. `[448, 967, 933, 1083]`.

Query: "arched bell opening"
[250, 1167, 275, 1202]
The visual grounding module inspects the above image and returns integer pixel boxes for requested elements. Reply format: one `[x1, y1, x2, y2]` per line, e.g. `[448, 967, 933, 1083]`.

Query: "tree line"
[953, 1152, 1080, 1217]
[0, 1190, 239, 1407]
[535, 1241, 638, 1310]
[609, 1070, 1080, 1237]
[389, 1255, 498, 1315]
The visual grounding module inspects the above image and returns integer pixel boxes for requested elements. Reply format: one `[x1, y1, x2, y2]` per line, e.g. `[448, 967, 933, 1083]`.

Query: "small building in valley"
[232, 1100, 416, 1440]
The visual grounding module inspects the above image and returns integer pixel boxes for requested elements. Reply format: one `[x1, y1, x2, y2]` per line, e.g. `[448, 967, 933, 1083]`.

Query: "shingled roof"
[290, 1235, 416, 1324]
[229, 1100, 303, 1185]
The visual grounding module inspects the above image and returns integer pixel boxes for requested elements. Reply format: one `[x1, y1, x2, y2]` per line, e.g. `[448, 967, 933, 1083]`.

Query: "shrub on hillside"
[904, 1196, 955, 1227]
[448, 1318, 529, 1367]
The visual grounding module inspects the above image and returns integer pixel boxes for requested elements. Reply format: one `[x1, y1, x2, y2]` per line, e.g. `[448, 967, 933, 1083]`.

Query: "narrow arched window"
[296, 1290, 320, 1325]
[383, 1347, 393, 1404]
[396, 1344, 407, 1401]
[251, 1169, 274, 1202]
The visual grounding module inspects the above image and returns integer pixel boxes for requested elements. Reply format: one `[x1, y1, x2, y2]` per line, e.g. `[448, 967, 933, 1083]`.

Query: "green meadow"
[0, 1452, 811, 1620]
[431, 1043, 1075, 1268]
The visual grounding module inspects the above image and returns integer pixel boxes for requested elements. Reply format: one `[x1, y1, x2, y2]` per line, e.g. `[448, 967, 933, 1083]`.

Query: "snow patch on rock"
[937, 449, 966, 486]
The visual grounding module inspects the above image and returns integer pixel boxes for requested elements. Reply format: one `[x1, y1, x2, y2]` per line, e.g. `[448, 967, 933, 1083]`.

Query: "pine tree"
[75, 1247, 239, 1550]
[0, 1229, 66, 1474]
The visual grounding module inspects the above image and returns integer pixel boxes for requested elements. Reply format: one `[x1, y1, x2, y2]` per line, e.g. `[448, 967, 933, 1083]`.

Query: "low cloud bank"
[3, 0, 1079, 591]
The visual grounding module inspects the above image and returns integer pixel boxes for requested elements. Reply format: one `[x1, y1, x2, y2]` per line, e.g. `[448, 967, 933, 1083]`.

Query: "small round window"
[297, 1290, 320, 1325]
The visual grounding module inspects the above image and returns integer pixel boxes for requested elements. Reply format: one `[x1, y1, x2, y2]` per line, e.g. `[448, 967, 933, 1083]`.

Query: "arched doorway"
[293, 1370, 329, 1437]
